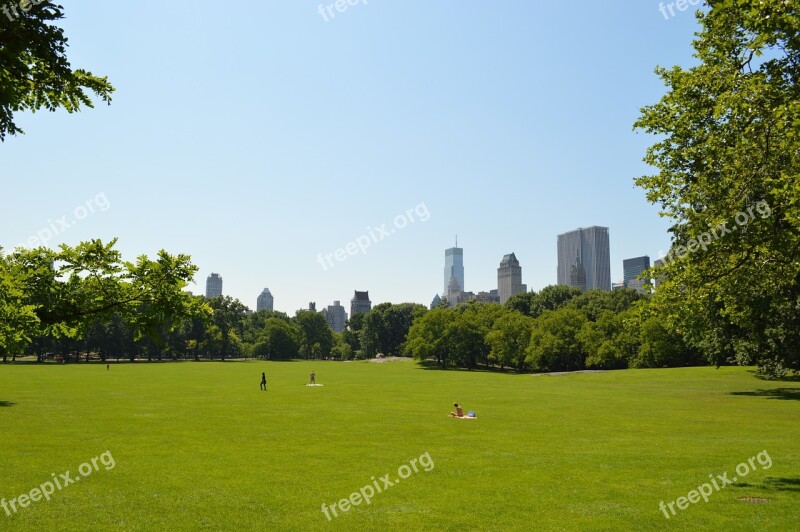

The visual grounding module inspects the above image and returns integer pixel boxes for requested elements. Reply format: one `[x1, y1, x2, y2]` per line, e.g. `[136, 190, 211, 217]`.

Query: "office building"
[351, 291, 371, 316]
[256, 288, 274, 312]
[557, 226, 611, 291]
[497, 253, 524, 304]
[205, 273, 223, 298]
[476, 291, 501, 304]
[623, 256, 650, 288]
[443, 239, 465, 297]
[323, 301, 348, 333]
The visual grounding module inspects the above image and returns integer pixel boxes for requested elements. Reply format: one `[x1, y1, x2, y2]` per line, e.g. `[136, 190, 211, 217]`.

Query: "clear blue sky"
[1, 1, 704, 315]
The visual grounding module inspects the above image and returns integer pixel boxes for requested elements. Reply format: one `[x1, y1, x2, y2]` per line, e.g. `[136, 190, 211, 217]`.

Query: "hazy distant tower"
[350, 291, 371, 317]
[206, 273, 223, 298]
[323, 301, 348, 333]
[557, 226, 611, 291]
[497, 253, 524, 304]
[257, 288, 274, 312]
[443, 237, 465, 296]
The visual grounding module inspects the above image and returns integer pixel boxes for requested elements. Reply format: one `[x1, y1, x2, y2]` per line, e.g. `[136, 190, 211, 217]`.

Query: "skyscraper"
[350, 291, 371, 316]
[497, 253, 524, 304]
[205, 273, 223, 298]
[623, 256, 650, 288]
[443, 238, 464, 296]
[557, 226, 611, 291]
[257, 288, 274, 312]
[323, 301, 348, 333]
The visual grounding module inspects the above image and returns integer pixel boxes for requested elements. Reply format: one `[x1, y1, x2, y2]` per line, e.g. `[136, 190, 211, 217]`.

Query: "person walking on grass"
[310, 370, 316, 385]
[260, 372, 267, 391]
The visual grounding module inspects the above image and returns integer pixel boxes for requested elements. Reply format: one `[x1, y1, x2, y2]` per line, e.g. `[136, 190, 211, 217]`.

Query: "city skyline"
[207, 231, 648, 314]
[1, 2, 695, 315]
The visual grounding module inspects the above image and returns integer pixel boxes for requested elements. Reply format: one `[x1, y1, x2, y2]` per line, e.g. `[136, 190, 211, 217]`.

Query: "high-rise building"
[205, 273, 223, 298]
[323, 301, 348, 333]
[443, 239, 465, 297]
[447, 275, 463, 302]
[652, 258, 666, 289]
[569, 254, 587, 291]
[627, 278, 647, 294]
[623, 256, 650, 288]
[476, 291, 501, 303]
[351, 291, 371, 316]
[497, 253, 524, 304]
[257, 288, 274, 312]
[430, 294, 441, 309]
[557, 226, 611, 291]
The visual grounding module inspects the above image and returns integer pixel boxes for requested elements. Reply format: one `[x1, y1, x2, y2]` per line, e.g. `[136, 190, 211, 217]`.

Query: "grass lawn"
[0, 360, 798, 530]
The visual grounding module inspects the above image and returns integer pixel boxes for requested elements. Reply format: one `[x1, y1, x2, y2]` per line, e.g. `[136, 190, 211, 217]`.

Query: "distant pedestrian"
[310, 371, 316, 385]
[260, 372, 267, 391]
[106, 363, 109, 371]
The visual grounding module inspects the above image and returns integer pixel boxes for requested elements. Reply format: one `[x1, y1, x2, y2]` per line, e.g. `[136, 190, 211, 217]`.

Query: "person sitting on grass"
[449, 403, 464, 417]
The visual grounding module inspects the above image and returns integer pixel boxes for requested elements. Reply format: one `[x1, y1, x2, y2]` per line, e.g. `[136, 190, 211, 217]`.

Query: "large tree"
[635, 0, 800, 375]
[1, 240, 206, 360]
[0, 2, 114, 140]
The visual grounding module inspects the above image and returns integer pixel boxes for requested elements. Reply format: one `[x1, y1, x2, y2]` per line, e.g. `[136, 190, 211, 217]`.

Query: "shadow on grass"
[764, 477, 800, 492]
[730, 388, 800, 401]
[752, 370, 800, 382]
[734, 477, 800, 493]
[0, 401, 16, 407]
[414, 360, 520, 374]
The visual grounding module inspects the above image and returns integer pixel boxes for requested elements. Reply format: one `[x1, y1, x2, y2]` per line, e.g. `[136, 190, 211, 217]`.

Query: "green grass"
[1, 361, 798, 530]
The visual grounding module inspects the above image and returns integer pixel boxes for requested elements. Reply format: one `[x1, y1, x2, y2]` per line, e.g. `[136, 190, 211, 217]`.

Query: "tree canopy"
[635, 0, 800, 375]
[0, 2, 114, 140]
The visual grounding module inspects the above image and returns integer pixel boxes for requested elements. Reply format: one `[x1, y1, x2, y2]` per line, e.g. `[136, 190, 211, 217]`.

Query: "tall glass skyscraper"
[205, 273, 223, 298]
[623, 256, 650, 287]
[443, 241, 464, 296]
[557, 227, 611, 291]
[257, 288, 274, 312]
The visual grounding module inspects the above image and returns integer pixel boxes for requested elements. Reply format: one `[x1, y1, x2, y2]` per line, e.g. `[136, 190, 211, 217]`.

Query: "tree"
[360, 303, 427, 358]
[404, 309, 453, 367]
[1, 3, 114, 140]
[578, 310, 635, 370]
[208, 296, 248, 360]
[330, 334, 353, 360]
[0, 248, 39, 362]
[526, 308, 588, 372]
[569, 289, 644, 322]
[508, 285, 583, 319]
[505, 292, 537, 316]
[293, 310, 333, 359]
[256, 317, 301, 360]
[635, 0, 800, 375]
[486, 310, 534, 370]
[3, 240, 205, 360]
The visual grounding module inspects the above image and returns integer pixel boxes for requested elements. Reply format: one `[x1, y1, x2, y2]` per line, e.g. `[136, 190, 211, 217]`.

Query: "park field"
[0, 360, 798, 530]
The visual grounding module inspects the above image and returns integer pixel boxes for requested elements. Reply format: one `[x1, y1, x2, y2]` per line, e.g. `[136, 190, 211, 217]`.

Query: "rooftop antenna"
[456, 234, 458, 247]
